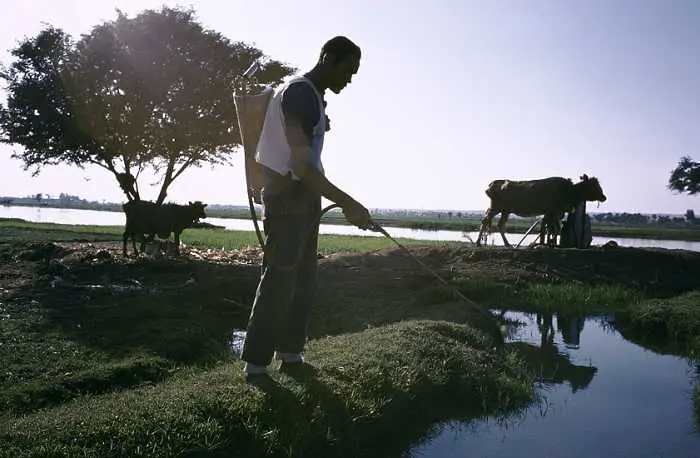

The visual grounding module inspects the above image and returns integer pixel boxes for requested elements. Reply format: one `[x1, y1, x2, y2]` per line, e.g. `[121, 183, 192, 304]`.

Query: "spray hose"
[249, 192, 499, 327]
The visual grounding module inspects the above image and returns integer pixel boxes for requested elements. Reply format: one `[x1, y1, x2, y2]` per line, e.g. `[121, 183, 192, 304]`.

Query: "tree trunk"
[155, 161, 176, 205]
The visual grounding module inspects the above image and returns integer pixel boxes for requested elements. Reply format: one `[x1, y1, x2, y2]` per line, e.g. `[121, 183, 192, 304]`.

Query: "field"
[0, 218, 699, 457]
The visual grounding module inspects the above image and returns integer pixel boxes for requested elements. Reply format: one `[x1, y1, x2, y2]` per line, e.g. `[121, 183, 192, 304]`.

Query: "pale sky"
[1, 0, 699, 214]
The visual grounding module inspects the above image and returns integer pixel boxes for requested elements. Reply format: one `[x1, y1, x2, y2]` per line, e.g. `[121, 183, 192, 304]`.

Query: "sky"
[1, 0, 699, 214]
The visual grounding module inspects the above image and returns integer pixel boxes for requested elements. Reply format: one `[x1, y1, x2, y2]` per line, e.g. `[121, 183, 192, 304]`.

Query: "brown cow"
[476, 174, 607, 247]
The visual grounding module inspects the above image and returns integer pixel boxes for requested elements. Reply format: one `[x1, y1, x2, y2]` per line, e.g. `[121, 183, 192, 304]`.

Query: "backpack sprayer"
[232, 61, 341, 250]
[232, 61, 505, 342]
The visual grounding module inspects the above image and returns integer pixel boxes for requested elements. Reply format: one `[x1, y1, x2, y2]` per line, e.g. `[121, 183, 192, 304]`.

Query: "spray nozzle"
[243, 61, 261, 79]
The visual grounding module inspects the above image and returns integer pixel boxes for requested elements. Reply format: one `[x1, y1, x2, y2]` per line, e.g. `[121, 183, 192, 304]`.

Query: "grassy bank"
[612, 292, 700, 358]
[0, 321, 532, 457]
[2, 219, 700, 455]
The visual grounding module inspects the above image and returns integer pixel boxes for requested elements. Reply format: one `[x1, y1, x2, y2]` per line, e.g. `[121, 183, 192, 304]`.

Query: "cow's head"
[577, 174, 607, 203]
[188, 200, 208, 221]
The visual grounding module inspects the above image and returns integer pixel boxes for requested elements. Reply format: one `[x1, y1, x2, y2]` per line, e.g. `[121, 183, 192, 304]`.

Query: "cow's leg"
[123, 221, 139, 257]
[537, 216, 546, 246]
[497, 212, 511, 247]
[122, 229, 129, 257]
[132, 233, 141, 256]
[539, 214, 552, 246]
[550, 216, 561, 247]
[476, 209, 496, 247]
[173, 230, 181, 256]
[140, 233, 156, 255]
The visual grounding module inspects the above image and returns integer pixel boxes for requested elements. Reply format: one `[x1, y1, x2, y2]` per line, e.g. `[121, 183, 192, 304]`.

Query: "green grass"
[511, 283, 643, 313]
[0, 218, 454, 254]
[623, 292, 700, 343]
[0, 321, 534, 458]
[435, 278, 643, 315]
[180, 227, 455, 254]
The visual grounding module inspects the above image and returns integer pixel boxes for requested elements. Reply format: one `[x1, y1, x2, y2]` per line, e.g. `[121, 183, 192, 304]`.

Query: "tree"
[0, 7, 294, 204]
[668, 156, 700, 196]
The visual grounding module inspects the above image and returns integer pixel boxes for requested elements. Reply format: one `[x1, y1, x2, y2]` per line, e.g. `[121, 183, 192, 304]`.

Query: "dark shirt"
[281, 80, 322, 141]
[262, 80, 325, 217]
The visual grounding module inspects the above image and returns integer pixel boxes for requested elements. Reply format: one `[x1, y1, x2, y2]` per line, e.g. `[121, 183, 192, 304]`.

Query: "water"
[409, 311, 700, 458]
[3, 205, 700, 252]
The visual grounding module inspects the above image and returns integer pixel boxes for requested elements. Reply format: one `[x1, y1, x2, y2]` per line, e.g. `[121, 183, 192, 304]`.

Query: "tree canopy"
[0, 6, 295, 203]
[668, 156, 700, 196]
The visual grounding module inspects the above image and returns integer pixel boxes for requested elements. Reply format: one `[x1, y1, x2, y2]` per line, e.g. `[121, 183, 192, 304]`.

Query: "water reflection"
[410, 311, 700, 458]
[516, 311, 597, 393]
[557, 312, 585, 350]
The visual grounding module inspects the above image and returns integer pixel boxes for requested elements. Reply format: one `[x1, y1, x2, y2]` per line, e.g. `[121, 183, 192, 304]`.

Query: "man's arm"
[281, 83, 356, 207]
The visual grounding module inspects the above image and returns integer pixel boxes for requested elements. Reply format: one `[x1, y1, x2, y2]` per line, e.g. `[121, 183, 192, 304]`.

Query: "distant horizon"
[1, 192, 693, 217]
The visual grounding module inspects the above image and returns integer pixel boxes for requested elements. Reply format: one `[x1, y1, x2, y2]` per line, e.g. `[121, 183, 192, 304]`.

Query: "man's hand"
[342, 199, 372, 230]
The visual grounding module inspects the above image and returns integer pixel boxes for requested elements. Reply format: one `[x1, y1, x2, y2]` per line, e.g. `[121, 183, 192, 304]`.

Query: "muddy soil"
[3, 240, 699, 337]
[319, 244, 700, 296]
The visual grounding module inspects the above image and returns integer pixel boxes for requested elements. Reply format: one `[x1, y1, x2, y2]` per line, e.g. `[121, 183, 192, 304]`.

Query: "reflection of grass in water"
[410, 387, 560, 451]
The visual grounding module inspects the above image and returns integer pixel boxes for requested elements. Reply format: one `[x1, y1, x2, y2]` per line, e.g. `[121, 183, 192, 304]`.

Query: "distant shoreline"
[2, 201, 700, 242]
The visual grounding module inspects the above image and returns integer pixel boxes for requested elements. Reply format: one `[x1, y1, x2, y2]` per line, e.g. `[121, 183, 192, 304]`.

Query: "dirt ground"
[3, 240, 700, 331]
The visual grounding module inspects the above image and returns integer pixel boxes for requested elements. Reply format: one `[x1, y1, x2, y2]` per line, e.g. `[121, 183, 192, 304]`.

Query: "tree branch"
[171, 156, 196, 181]
[155, 157, 176, 205]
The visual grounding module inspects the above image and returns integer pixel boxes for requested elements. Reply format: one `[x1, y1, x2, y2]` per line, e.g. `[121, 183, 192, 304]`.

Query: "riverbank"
[1, 220, 699, 456]
[4, 201, 700, 242]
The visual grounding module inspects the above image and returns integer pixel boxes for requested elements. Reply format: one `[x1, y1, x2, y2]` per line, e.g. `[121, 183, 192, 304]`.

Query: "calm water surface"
[2, 205, 700, 252]
[409, 311, 700, 458]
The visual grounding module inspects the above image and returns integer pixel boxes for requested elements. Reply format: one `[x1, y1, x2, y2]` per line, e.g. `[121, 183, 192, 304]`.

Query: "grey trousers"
[240, 211, 320, 367]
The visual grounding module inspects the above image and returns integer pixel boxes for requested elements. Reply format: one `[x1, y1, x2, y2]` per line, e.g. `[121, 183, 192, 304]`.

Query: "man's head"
[316, 36, 361, 94]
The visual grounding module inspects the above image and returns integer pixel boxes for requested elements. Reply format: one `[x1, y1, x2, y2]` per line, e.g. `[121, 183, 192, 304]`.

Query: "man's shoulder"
[282, 79, 320, 104]
[280, 78, 322, 126]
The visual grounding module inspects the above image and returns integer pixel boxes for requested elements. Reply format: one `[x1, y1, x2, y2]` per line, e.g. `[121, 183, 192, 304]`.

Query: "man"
[240, 36, 372, 382]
